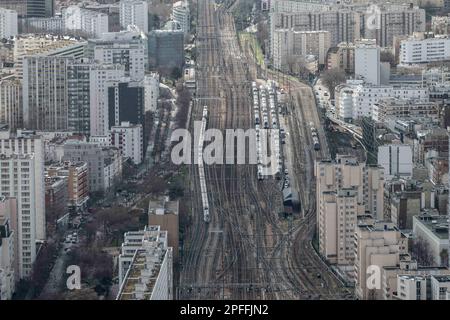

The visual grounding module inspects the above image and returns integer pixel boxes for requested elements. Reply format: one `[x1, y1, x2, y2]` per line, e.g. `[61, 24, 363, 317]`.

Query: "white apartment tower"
[0, 130, 45, 244]
[172, 0, 190, 34]
[0, 154, 37, 279]
[89, 31, 147, 82]
[0, 8, 18, 39]
[119, 0, 148, 33]
[377, 144, 413, 181]
[89, 64, 125, 136]
[63, 5, 109, 38]
[355, 39, 380, 86]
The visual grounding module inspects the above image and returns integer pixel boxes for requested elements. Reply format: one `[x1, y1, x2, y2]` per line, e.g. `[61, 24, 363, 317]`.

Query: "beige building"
[354, 220, 408, 300]
[315, 156, 385, 266]
[382, 256, 450, 300]
[148, 197, 179, 262]
[13, 35, 85, 78]
[272, 29, 331, 70]
[326, 42, 355, 74]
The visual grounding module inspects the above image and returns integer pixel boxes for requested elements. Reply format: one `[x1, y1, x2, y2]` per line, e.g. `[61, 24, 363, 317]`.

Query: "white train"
[199, 106, 210, 223]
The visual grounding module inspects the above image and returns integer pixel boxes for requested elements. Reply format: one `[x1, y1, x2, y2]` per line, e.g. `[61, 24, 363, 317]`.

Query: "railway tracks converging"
[179, 0, 352, 300]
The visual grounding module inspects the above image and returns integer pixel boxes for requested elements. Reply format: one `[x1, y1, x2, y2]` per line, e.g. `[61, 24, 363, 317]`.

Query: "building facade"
[0, 8, 17, 39]
[119, 0, 148, 33]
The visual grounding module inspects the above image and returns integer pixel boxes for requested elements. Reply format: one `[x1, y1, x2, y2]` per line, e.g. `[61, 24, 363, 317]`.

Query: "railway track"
[179, 0, 352, 300]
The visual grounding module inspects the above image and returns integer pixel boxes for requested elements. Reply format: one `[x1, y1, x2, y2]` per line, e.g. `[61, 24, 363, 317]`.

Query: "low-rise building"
[148, 197, 179, 262]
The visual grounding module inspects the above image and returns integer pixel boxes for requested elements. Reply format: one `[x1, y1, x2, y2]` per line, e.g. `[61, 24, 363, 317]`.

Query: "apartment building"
[372, 99, 440, 123]
[63, 5, 108, 38]
[272, 29, 331, 70]
[315, 156, 385, 265]
[0, 78, 22, 130]
[67, 58, 125, 136]
[326, 42, 355, 74]
[62, 141, 121, 193]
[362, 4, 426, 48]
[110, 122, 143, 165]
[382, 256, 450, 299]
[119, 0, 148, 33]
[0, 8, 17, 39]
[355, 39, 380, 86]
[0, 129, 45, 242]
[172, 0, 190, 34]
[354, 220, 408, 300]
[270, 9, 360, 57]
[144, 73, 159, 113]
[117, 225, 173, 300]
[13, 35, 85, 78]
[378, 144, 413, 181]
[400, 34, 450, 65]
[0, 196, 16, 300]
[0, 154, 36, 279]
[22, 56, 70, 131]
[335, 80, 429, 121]
[87, 30, 147, 82]
[20, 16, 64, 34]
[47, 161, 89, 211]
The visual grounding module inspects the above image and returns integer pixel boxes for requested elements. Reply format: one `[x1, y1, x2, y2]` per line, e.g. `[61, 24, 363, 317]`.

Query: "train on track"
[310, 122, 320, 151]
[199, 106, 210, 223]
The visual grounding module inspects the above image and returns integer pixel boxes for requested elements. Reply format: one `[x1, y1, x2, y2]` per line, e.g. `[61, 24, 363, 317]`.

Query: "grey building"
[148, 29, 184, 72]
[62, 141, 122, 193]
[86, 30, 147, 81]
[23, 56, 70, 131]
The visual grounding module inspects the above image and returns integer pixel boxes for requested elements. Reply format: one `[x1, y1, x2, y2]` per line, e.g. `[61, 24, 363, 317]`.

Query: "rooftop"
[414, 214, 449, 240]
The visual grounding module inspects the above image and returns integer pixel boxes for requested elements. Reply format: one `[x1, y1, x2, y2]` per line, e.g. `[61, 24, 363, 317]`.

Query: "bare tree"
[380, 51, 395, 67]
[440, 249, 449, 267]
[411, 237, 435, 266]
[321, 68, 346, 99]
[256, 21, 268, 53]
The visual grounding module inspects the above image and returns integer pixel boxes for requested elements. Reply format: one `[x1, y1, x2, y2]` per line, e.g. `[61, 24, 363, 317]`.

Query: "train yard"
[178, 0, 353, 300]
